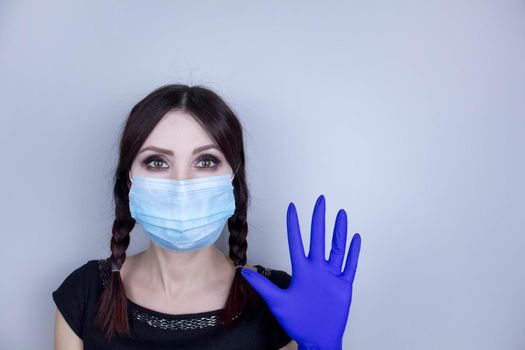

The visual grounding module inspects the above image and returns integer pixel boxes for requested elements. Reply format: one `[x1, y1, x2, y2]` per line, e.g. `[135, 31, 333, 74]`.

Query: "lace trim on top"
[97, 258, 267, 330]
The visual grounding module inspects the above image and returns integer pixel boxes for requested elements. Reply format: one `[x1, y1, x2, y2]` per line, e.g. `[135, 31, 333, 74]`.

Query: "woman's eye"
[144, 158, 169, 169]
[195, 158, 219, 169]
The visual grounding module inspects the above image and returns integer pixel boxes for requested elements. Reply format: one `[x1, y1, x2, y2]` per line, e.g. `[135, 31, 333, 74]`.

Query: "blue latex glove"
[241, 194, 361, 350]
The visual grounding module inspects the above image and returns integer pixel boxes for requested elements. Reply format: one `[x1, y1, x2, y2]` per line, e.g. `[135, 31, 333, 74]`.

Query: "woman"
[52, 84, 361, 350]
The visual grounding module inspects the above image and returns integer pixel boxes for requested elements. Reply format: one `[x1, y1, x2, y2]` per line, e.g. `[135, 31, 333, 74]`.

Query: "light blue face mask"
[128, 169, 237, 252]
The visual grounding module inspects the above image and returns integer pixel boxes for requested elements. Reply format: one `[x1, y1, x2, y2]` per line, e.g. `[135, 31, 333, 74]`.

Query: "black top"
[52, 258, 293, 350]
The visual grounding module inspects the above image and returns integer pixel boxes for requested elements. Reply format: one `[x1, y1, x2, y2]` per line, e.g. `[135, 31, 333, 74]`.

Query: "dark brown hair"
[94, 84, 260, 341]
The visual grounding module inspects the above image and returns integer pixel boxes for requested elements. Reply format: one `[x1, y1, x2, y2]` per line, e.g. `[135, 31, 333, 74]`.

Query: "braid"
[110, 213, 132, 270]
[227, 213, 248, 266]
[218, 172, 261, 329]
[93, 184, 135, 342]
[227, 164, 249, 267]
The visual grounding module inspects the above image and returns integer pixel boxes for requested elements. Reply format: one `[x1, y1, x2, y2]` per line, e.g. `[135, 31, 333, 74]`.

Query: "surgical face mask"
[128, 169, 238, 252]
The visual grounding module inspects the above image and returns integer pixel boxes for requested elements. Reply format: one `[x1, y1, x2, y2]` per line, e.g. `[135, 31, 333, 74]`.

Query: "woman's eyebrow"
[138, 144, 219, 156]
[192, 144, 219, 155]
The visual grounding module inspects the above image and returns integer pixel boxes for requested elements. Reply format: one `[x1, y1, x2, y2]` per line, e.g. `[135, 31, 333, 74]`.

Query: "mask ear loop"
[231, 163, 241, 181]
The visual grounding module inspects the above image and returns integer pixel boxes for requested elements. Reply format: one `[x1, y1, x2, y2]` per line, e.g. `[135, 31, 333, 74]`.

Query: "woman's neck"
[140, 242, 234, 297]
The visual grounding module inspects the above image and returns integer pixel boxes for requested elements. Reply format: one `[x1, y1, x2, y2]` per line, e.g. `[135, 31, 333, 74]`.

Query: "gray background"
[1, 1, 524, 349]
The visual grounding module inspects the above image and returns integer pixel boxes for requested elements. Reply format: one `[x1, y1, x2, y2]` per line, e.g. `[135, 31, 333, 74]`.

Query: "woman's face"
[128, 109, 233, 185]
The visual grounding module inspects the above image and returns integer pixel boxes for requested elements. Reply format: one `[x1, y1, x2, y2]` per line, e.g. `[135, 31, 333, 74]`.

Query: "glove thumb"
[240, 268, 282, 305]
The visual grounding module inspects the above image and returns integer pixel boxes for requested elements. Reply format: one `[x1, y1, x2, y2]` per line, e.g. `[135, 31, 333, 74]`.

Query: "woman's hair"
[94, 84, 261, 341]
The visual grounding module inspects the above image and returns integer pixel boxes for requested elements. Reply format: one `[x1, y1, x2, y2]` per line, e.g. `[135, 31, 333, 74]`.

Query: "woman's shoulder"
[51, 257, 107, 339]
[52, 257, 112, 305]
[52, 258, 98, 290]
[52, 257, 108, 295]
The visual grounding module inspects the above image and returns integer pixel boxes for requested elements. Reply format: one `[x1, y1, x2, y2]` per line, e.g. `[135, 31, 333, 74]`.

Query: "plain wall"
[1, 1, 524, 349]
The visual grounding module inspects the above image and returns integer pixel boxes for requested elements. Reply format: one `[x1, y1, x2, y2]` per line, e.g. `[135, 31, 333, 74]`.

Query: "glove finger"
[287, 202, 307, 277]
[308, 194, 326, 262]
[327, 209, 348, 273]
[341, 233, 361, 284]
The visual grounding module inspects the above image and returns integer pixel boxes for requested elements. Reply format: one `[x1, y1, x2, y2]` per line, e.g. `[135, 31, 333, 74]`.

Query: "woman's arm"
[54, 308, 83, 350]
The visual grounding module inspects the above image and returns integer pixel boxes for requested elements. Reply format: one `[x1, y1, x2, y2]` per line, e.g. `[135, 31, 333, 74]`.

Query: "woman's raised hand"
[241, 194, 362, 350]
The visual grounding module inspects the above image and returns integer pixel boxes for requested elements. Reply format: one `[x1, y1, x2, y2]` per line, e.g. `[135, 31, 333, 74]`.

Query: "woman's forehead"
[141, 111, 220, 156]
